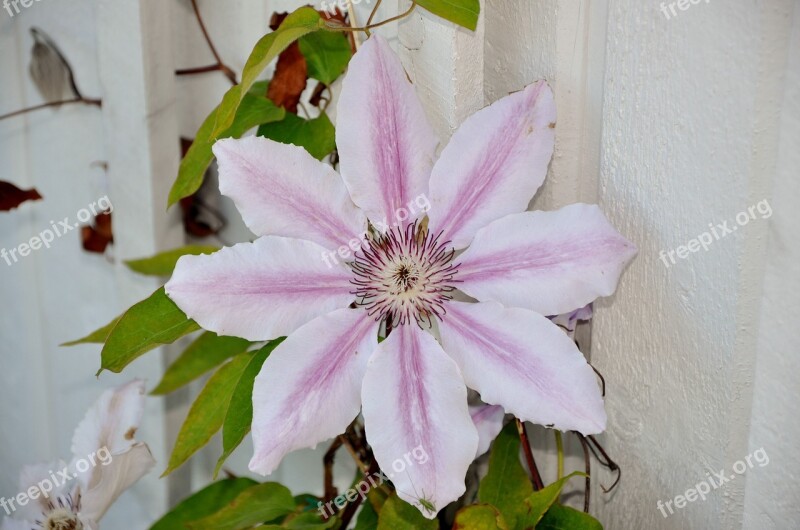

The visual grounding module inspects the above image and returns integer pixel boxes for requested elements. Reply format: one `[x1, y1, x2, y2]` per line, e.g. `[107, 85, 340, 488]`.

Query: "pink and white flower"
[165, 35, 636, 517]
[1, 381, 155, 530]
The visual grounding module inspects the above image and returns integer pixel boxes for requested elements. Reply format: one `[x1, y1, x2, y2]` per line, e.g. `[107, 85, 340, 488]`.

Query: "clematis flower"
[165, 35, 636, 517]
[1, 380, 155, 530]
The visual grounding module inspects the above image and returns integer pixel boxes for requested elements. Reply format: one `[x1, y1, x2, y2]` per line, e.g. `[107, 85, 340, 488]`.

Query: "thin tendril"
[323, 2, 416, 33]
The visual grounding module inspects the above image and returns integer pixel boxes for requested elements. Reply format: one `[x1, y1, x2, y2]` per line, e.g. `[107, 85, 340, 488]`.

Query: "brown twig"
[576, 434, 592, 512]
[176, 64, 230, 77]
[515, 419, 544, 490]
[323, 436, 343, 503]
[340, 433, 371, 477]
[586, 435, 621, 493]
[0, 97, 101, 122]
[338, 487, 365, 529]
[180, 0, 237, 84]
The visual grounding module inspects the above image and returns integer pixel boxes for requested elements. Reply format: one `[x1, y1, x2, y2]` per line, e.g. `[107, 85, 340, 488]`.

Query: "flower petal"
[71, 380, 146, 459]
[437, 301, 606, 434]
[457, 204, 637, 316]
[1, 518, 34, 530]
[427, 81, 556, 248]
[213, 136, 367, 250]
[550, 304, 593, 338]
[361, 324, 478, 518]
[470, 404, 505, 458]
[78, 443, 155, 524]
[14, 460, 72, 522]
[249, 308, 379, 475]
[336, 35, 438, 228]
[166, 237, 355, 341]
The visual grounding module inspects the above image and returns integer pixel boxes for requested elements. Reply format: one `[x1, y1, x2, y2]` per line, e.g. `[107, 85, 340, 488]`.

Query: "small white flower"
[1, 380, 155, 530]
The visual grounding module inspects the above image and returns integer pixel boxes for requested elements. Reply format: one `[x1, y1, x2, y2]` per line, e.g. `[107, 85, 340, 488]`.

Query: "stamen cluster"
[34, 493, 83, 530]
[351, 222, 459, 325]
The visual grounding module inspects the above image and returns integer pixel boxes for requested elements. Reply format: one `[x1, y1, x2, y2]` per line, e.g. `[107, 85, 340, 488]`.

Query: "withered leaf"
[266, 12, 308, 113]
[308, 81, 327, 108]
[178, 137, 226, 238]
[266, 7, 349, 112]
[81, 210, 113, 253]
[180, 194, 226, 238]
[0, 181, 43, 211]
[29, 27, 80, 104]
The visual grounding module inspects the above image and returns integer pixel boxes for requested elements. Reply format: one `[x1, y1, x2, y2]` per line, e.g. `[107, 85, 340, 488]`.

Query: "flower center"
[351, 223, 459, 325]
[35, 495, 83, 530]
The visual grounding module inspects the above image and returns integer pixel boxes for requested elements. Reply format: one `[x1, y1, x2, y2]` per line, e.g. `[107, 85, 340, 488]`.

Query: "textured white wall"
[744, 3, 800, 527]
[591, 0, 797, 528]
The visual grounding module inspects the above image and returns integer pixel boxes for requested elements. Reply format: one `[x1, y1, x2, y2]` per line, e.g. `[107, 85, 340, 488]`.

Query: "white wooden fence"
[1, 1, 798, 528]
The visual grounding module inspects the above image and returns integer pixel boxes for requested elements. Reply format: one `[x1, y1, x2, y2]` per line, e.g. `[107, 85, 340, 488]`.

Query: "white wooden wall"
[1, 1, 798, 529]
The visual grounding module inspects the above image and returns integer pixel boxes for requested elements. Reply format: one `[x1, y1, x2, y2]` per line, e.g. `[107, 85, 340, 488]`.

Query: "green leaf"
[168, 93, 285, 207]
[151, 332, 252, 395]
[298, 30, 352, 85]
[376, 494, 437, 530]
[415, 0, 480, 31]
[162, 354, 251, 476]
[211, 8, 323, 137]
[354, 500, 379, 530]
[125, 245, 219, 276]
[536, 504, 603, 530]
[277, 511, 339, 529]
[257, 112, 335, 160]
[452, 504, 509, 530]
[185, 482, 296, 530]
[523, 472, 586, 527]
[100, 287, 200, 374]
[214, 338, 286, 476]
[478, 422, 533, 529]
[149, 478, 258, 530]
[62, 315, 121, 346]
[294, 493, 324, 512]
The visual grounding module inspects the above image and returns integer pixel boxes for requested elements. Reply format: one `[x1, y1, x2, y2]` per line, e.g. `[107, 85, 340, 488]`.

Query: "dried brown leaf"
[0, 181, 43, 211]
[81, 211, 113, 253]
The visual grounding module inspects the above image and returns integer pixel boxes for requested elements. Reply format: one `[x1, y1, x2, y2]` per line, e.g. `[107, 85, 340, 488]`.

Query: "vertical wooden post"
[397, 0, 485, 141]
[96, 0, 184, 517]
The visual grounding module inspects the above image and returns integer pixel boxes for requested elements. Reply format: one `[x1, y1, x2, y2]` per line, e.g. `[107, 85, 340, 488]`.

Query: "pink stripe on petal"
[214, 137, 367, 250]
[438, 301, 606, 435]
[249, 309, 379, 475]
[362, 324, 477, 518]
[458, 203, 637, 316]
[337, 35, 438, 228]
[428, 81, 556, 249]
[165, 237, 354, 341]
